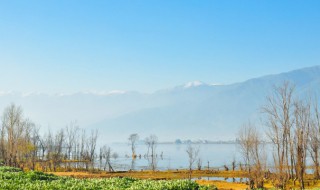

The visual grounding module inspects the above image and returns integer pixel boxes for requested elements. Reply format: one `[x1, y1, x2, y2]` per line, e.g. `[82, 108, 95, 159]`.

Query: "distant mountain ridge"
[92, 66, 320, 142]
[0, 66, 319, 142]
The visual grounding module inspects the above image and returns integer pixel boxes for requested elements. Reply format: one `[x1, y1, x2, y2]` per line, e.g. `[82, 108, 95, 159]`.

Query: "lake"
[103, 143, 242, 171]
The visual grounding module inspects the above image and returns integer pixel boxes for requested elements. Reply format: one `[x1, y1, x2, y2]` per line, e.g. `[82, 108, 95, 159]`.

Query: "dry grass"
[49, 169, 320, 189]
[49, 169, 247, 180]
[196, 180, 247, 190]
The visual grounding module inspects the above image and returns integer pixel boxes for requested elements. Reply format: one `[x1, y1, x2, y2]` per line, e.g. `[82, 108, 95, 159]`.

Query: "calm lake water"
[104, 143, 242, 171]
[97, 143, 316, 178]
[192, 177, 249, 183]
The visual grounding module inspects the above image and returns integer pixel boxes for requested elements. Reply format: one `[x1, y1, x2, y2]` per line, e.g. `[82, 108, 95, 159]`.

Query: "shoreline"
[48, 169, 320, 190]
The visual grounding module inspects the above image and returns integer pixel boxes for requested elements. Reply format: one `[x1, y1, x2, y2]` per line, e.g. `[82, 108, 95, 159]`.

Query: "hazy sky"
[0, 0, 319, 93]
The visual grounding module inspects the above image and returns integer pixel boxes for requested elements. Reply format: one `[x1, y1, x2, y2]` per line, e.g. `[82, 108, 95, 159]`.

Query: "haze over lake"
[106, 143, 242, 171]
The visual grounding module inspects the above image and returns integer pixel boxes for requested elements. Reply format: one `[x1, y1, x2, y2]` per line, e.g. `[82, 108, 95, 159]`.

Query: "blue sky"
[0, 0, 319, 93]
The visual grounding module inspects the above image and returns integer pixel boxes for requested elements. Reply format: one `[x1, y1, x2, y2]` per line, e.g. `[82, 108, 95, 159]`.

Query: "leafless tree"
[0, 121, 4, 165]
[30, 126, 41, 170]
[0, 104, 106, 172]
[309, 97, 320, 179]
[238, 121, 254, 172]
[238, 122, 266, 189]
[197, 158, 202, 170]
[232, 158, 236, 171]
[52, 129, 64, 172]
[0, 104, 35, 168]
[78, 128, 86, 168]
[65, 121, 79, 162]
[84, 129, 98, 170]
[101, 145, 113, 172]
[186, 144, 199, 180]
[262, 81, 295, 188]
[293, 100, 311, 189]
[128, 133, 139, 159]
[145, 135, 158, 171]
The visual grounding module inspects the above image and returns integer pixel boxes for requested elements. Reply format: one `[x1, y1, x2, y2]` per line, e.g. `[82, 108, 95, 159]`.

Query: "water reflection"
[192, 177, 248, 183]
[105, 143, 241, 171]
[130, 159, 136, 170]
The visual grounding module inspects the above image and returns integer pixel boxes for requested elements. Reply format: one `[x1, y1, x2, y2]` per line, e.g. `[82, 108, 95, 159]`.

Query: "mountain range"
[0, 66, 320, 142]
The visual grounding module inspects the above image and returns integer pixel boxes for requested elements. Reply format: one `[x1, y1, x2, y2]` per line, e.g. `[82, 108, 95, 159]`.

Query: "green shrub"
[0, 166, 22, 173]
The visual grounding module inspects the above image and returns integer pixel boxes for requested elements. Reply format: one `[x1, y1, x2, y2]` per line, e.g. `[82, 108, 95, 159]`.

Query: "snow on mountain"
[91, 66, 320, 142]
[184, 81, 206, 88]
[0, 66, 319, 142]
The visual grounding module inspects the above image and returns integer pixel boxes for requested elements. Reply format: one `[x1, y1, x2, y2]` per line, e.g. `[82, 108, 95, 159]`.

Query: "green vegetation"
[0, 166, 215, 190]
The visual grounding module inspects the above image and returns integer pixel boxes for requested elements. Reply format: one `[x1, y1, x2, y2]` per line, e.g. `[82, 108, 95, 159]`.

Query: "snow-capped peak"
[184, 81, 206, 88]
[57, 90, 128, 97]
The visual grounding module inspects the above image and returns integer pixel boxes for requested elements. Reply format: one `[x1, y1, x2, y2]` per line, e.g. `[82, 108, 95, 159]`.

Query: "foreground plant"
[0, 167, 216, 190]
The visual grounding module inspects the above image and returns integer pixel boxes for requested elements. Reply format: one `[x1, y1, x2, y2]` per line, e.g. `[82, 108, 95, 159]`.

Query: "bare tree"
[52, 129, 64, 172]
[79, 128, 86, 168]
[197, 158, 202, 170]
[293, 100, 311, 189]
[101, 145, 113, 172]
[0, 121, 4, 165]
[232, 158, 236, 171]
[65, 121, 79, 162]
[309, 97, 320, 179]
[45, 129, 54, 171]
[84, 129, 98, 170]
[128, 133, 139, 158]
[0, 104, 104, 172]
[262, 81, 295, 188]
[0, 104, 35, 168]
[30, 126, 41, 170]
[238, 121, 254, 172]
[145, 135, 158, 171]
[186, 144, 199, 180]
[238, 122, 266, 189]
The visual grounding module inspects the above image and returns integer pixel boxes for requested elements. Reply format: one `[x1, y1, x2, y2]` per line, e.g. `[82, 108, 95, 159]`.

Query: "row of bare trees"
[128, 133, 159, 171]
[0, 106, 161, 172]
[0, 103, 100, 171]
[239, 82, 320, 189]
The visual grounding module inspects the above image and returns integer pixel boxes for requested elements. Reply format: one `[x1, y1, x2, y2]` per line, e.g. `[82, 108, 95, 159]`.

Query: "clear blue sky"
[0, 0, 319, 93]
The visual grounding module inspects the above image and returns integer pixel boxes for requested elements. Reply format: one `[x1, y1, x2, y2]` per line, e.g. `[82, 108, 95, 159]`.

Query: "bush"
[0, 166, 22, 173]
[26, 171, 59, 181]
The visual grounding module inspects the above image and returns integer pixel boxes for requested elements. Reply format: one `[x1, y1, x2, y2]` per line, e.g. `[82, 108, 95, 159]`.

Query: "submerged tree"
[101, 145, 113, 172]
[186, 144, 199, 180]
[128, 133, 139, 159]
[145, 135, 158, 171]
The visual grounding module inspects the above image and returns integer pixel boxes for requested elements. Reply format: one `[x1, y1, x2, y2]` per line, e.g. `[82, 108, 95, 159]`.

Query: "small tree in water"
[128, 134, 139, 159]
[145, 135, 158, 171]
[186, 144, 199, 180]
